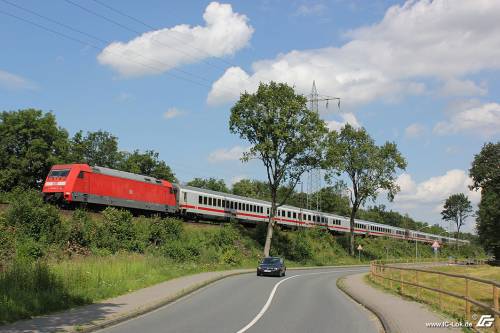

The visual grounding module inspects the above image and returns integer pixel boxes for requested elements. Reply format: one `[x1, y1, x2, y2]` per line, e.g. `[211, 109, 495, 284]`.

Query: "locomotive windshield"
[48, 169, 70, 177]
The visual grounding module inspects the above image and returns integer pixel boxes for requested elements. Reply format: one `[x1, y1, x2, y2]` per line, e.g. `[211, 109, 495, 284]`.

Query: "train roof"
[92, 166, 168, 186]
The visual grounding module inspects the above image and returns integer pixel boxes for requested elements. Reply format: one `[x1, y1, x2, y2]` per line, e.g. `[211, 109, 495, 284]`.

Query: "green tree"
[186, 177, 229, 193]
[232, 179, 270, 199]
[324, 124, 406, 255]
[0, 109, 69, 190]
[69, 130, 123, 168]
[230, 82, 327, 256]
[119, 150, 176, 182]
[469, 142, 500, 258]
[441, 193, 472, 244]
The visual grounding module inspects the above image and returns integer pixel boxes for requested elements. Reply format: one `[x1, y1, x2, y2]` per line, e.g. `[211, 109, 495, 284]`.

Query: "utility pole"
[305, 81, 341, 211]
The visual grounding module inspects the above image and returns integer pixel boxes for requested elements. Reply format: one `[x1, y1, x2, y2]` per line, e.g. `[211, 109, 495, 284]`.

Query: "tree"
[69, 130, 123, 168]
[0, 109, 69, 190]
[232, 179, 270, 200]
[469, 142, 500, 258]
[324, 124, 406, 255]
[441, 193, 472, 244]
[230, 82, 327, 256]
[119, 150, 176, 182]
[186, 177, 229, 193]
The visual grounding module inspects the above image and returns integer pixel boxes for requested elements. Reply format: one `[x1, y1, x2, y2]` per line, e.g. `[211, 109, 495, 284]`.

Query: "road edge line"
[336, 274, 389, 333]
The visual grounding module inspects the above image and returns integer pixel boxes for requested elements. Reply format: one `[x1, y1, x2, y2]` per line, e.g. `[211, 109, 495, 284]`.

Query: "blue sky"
[1, 0, 499, 232]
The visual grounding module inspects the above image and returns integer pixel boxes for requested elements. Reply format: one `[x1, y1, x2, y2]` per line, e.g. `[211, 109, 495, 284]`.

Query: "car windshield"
[261, 258, 280, 265]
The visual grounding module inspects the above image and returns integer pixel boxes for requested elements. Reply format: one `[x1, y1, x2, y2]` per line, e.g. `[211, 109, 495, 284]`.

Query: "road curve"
[97, 267, 379, 333]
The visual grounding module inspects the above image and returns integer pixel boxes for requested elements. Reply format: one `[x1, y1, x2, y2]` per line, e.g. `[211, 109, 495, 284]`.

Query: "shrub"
[288, 230, 313, 262]
[93, 208, 134, 252]
[3, 188, 63, 245]
[149, 218, 184, 246]
[161, 237, 202, 262]
[209, 225, 239, 249]
[220, 248, 242, 266]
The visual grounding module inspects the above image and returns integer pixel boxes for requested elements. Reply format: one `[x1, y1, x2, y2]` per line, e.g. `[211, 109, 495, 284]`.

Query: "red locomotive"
[42, 164, 177, 213]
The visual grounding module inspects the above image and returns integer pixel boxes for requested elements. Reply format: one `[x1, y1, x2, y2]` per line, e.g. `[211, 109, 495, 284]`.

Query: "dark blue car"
[257, 257, 286, 277]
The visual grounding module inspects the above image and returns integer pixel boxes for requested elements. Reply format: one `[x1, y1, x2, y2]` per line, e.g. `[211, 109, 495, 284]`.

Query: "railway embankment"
[0, 189, 485, 325]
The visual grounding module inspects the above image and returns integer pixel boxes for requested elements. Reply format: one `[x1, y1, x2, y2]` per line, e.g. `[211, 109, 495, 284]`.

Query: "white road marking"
[235, 268, 365, 333]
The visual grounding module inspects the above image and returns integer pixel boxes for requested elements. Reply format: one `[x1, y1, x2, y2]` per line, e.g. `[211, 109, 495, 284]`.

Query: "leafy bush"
[209, 225, 239, 249]
[92, 208, 134, 253]
[3, 188, 63, 245]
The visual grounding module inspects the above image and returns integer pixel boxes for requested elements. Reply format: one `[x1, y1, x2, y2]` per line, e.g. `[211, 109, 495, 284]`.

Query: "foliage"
[469, 141, 500, 258]
[441, 193, 472, 241]
[186, 177, 229, 193]
[0, 109, 69, 191]
[324, 124, 407, 255]
[119, 150, 176, 182]
[469, 142, 500, 192]
[232, 179, 271, 199]
[68, 130, 123, 168]
[475, 190, 500, 258]
[230, 81, 327, 256]
[3, 188, 64, 248]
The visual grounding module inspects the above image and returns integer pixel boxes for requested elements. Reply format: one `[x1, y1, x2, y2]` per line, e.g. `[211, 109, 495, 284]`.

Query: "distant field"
[370, 264, 499, 331]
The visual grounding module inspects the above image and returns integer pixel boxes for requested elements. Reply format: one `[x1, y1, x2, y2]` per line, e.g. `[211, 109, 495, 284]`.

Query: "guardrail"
[370, 261, 499, 332]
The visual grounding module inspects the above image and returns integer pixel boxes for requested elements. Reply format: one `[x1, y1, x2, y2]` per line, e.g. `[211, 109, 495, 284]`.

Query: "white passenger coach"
[178, 185, 467, 245]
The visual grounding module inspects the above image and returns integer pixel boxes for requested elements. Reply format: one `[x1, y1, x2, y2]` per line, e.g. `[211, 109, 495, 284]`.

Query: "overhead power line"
[64, 0, 234, 72]
[0, 0, 237, 95]
[89, 0, 238, 70]
[0, 8, 214, 90]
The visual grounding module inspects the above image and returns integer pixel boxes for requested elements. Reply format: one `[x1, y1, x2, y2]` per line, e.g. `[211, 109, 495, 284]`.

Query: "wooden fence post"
[390, 267, 393, 289]
[416, 271, 420, 300]
[465, 278, 471, 320]
[438, 273, 442, 310]
[400, 269, 404, 295]
[494, 285, 499, 333]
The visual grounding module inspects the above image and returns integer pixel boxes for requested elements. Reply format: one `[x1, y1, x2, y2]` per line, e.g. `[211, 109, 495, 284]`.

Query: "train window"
[293, 212, 296, 219]
[199, 196, 202, 204]
[184, 192, 187, 202]
[208, 197, 212, 206]
[267, 208, 269, 215]
[49, 169, 70, 177]
[203, 196, 207, 205]
[287, 211, 290, 218]
[78, 171, 84, 179]
[217, 198, 222, 207]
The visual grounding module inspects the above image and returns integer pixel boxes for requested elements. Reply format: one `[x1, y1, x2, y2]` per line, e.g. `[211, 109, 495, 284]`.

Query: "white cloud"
[325, 113, 360, 131]
[208, 145, 249, 163]
[434, 102, 500, 136]
[294, 2, 327, 16]
[0, 69, 36, 90]
[404, 123, 425, 139]
[208, 0, 500, 105]
[230, 175, 247, 185]
[163, 107, 184, 119]
[395, 169, 480, 207]
[98, 2, 254, 76]
[440, 78, 487, 96]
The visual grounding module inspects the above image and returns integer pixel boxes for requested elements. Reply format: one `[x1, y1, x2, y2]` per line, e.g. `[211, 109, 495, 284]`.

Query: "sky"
[1, 0, 499, 233]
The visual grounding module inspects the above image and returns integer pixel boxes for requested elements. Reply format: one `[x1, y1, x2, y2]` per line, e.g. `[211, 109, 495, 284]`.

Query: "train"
[42, 163, 469, 246]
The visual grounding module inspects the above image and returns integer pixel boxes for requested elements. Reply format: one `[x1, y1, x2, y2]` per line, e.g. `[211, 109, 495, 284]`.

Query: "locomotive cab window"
[78, 171, 85, 179]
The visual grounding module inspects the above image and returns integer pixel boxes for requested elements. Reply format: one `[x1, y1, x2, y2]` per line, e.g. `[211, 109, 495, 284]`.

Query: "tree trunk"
[349, 206, 357, 256]
[263, 196, 277, 257]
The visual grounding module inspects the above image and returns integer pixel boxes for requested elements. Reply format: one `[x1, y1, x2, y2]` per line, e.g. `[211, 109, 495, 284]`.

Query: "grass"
[369, 264, 500, 332]
[0, 253, 260, 324]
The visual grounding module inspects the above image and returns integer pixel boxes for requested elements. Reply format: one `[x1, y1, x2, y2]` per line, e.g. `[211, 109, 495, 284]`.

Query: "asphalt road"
[97, 267, 379, 333]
